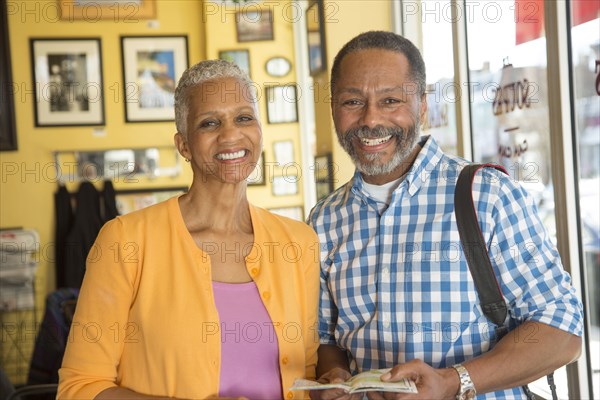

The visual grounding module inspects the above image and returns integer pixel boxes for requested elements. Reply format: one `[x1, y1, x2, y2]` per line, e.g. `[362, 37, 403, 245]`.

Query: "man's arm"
[465, 321, 581, 393]
[316, 344, 351, 379]
[310, 344, 361, 400]
[378, 321, 581, 399]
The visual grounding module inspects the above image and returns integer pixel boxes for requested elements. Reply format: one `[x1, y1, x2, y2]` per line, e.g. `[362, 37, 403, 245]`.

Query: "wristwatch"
[452, 364, 476, 400]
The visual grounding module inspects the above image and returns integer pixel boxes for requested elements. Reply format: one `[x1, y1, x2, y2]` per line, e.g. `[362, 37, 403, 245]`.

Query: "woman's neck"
[179, 183, 252, 234]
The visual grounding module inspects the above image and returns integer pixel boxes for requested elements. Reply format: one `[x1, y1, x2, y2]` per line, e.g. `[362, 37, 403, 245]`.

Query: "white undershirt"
[362, 176, 404, 205]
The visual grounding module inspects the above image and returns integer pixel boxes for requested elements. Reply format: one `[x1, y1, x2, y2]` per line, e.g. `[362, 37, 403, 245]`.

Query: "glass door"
[465, 1, 570, 397]
[569, 1, 600, 397]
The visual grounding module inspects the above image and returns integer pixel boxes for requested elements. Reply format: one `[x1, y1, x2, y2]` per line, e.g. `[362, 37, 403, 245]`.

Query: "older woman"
[57, 60, 319, 400]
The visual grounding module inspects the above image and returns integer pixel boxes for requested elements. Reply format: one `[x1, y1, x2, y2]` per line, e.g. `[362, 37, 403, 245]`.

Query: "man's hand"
[365, 360, 459, 400]
[309, 367, 362, 400]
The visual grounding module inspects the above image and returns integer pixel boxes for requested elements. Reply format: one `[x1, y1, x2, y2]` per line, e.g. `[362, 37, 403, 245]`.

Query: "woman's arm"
[58, 219, 140, 398]
[96, 387, 170, 399]
[97, 388, 248, 400]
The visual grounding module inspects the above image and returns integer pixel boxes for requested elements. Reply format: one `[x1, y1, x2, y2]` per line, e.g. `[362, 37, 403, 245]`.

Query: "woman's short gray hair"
[174, 59, 257, 134]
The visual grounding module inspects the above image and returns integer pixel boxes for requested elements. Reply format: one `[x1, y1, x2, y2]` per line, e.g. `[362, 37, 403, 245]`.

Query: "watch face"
[265, 57, 291, 77]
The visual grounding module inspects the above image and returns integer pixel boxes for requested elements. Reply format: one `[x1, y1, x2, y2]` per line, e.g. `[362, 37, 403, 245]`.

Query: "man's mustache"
[344, 125, 403, 140]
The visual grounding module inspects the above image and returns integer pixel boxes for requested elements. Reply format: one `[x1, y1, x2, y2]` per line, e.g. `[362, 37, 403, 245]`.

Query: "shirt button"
[383, 319, 390, 328]
[286, 392, 294, 399]
[385, 216, 393, 224]
[262, 291, 271, 300]
[251, 267, 259, 276]
[282, 356, 288, 365]
[382, 267, 389, 278]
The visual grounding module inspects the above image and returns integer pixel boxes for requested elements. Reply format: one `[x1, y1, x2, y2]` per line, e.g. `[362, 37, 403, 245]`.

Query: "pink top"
[213, 281, 283, 400]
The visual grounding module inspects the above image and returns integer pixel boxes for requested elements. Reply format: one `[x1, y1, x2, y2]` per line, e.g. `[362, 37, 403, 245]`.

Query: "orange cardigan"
[58, 197, 319, 399]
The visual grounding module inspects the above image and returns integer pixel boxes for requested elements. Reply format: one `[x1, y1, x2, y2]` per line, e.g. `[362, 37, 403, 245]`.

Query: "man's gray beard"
[338, 124, 420, 177]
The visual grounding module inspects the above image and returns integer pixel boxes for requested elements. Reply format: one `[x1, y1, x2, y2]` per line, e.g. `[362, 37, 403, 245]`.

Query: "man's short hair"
[331, 31, 426, 98]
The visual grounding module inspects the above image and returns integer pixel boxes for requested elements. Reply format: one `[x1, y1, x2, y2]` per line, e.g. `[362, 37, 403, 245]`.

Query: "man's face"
[332, 49, 426, 183]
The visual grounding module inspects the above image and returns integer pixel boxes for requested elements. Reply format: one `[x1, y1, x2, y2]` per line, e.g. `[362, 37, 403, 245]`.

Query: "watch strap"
[452, 363, 476, 400]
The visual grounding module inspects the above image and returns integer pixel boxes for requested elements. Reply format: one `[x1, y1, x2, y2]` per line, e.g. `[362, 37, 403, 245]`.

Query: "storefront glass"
[570, 1, 600, 396]
[465, 1, 569, 396]
[419, 0, 458, 154]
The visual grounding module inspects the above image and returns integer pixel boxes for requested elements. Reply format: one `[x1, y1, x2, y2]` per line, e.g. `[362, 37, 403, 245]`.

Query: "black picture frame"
[265, 85, 298, 124]
[306, 0, 327, 76]
[0, 2, 17, 151]
[30, 37, 105, 127]
[121, 35, 189, 123]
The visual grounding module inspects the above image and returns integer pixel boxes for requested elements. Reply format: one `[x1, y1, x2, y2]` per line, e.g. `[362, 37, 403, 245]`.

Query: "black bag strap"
[455, 163, 508, 330]
[454, 163, 557, 400]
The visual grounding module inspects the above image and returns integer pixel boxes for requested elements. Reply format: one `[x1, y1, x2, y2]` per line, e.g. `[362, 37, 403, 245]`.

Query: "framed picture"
[30, 38, 105, 127]
[268, 206, 304, 222]
[59, 0, 156, 21]
[315, 153, 334, 200]
[247, 151, 265, 186]
[265, 85, 298, 124]
[218, 49, 251, 77]
[1, 3, 17, 150]
[273, 140, 294, 165]
[306, 0, 327, 76]
[115, 186, 187, 215]
[265, 56, 291, 78]
[236, 9, 274, 42]
[121, 35, 189, 123]
[272, 176, 298, 196]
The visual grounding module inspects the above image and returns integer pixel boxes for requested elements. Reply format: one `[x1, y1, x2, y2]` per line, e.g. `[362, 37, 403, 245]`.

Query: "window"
[570, 1, 600, 397]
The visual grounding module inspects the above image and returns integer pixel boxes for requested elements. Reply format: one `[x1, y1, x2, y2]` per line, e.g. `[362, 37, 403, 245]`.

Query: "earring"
[184, 158, 190, 163]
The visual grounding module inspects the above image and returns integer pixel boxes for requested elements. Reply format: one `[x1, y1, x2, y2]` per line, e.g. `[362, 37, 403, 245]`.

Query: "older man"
[308, 31, 582, 400]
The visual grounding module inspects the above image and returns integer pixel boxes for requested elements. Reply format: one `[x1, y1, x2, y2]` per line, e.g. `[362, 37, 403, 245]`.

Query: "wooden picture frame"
[121, 35, 189, 123]
[306, 0, 327, 76]
[265, 85, 298, 124]
[1, 2, 17, 150]
[59, 0, 156, 21]
[236, 9, 274, 42]
[218, 49, 251, 77]
[30, 38, 105, 127]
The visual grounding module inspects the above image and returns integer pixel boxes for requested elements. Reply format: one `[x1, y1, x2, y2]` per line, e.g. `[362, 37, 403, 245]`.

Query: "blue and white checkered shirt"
[308, 136, 583, 399]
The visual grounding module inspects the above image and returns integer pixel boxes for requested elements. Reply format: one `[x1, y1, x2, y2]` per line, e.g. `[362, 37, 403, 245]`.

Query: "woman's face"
[176, 77, 262, 185]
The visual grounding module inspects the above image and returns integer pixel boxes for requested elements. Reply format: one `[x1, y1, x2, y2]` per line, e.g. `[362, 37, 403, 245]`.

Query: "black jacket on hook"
[62, 181, 104, 289]
[54, 184, 73, 288]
